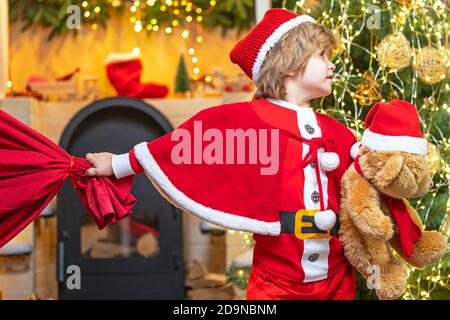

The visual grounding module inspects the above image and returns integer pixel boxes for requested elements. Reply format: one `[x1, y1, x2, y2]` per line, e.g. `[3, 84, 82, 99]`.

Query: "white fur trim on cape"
[133, 142, 281, 236]
[362, 129, 427, 156]
[104, 52, 140, 65]
[252, 15, 316, 81]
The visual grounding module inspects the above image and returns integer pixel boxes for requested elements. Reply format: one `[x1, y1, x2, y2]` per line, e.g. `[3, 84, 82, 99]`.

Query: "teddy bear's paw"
[375, 259, 408, 300]
[406, 231, 448, 269]
[375, 284, 405, 300]
[353, 211, 394, 240]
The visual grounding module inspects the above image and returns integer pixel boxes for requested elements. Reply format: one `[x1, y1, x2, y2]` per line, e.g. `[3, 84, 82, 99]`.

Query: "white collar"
[266, 98, 313, 112]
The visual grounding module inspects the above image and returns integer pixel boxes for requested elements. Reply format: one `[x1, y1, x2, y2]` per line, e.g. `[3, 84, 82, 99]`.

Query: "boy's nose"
[329, 63, 336, 71]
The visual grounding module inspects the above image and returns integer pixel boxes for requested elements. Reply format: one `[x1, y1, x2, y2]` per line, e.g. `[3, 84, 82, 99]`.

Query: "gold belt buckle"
[294, 209, 331, 240]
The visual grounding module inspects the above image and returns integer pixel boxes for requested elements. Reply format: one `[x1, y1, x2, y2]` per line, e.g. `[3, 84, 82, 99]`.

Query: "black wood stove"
[57, 97, 184, 299]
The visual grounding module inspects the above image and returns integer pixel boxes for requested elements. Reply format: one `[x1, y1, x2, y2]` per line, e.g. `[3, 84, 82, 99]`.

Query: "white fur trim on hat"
[133, 142, 281, 236]
[319, 152, 340, 171]
[362, 129, 427, 156]
[252, 15, 316, 81]
[351, 142, 361, 160]
[104, 52, 140, 65]
[314, 210, 336, 231]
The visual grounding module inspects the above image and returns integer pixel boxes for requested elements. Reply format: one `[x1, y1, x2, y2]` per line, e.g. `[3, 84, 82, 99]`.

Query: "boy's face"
[290, 49, 336, 99]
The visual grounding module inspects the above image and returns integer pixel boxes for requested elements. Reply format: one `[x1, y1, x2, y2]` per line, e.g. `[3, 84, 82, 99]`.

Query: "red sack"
[0, 109, 136, 248]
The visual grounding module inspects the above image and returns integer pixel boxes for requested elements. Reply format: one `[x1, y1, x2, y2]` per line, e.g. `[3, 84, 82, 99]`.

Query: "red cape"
[130, 100, 353, 235]
[133, 101, 285, 235]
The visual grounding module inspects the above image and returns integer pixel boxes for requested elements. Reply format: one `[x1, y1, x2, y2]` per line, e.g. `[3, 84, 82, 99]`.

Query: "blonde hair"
[253, 22, 337, 100]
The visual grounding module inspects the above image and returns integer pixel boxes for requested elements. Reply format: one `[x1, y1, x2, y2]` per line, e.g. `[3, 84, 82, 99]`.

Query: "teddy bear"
[339, 99, 448, 300]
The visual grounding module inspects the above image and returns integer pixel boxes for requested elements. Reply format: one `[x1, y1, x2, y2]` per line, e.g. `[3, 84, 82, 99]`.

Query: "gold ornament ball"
[413, 46, 446, 85]
[377, 33, 411, 71]
[426, 143, 441, 176]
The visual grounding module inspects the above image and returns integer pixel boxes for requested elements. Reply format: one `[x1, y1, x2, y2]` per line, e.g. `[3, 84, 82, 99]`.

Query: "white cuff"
[112, 153, 135, 179]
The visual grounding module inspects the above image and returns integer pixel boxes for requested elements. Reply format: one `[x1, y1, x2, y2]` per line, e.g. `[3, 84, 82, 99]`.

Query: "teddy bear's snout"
[409, 169, 432, 198]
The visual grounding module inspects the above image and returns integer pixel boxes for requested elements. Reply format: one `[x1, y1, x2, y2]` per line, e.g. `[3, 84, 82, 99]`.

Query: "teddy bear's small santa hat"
[229, 8, 315, 82]
[361, 99, 427, 156]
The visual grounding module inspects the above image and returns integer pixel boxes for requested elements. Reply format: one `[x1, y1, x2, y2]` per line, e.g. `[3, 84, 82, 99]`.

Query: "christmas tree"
[227, 0, 449, 300]
[174, 54, 191, 95]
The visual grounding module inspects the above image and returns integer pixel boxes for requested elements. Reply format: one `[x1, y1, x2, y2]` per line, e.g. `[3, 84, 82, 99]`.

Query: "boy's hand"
[85, 152, 114, 177]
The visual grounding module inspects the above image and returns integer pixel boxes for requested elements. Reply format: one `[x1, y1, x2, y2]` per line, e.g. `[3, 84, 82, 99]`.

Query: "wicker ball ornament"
[413, 46, 447, 85]
[353, 71, 382, 106]
[377, 33, 411, 70]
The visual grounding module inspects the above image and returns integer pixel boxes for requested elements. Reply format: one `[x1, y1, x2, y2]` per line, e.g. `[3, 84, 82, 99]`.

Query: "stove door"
[57, 98, 184, 299]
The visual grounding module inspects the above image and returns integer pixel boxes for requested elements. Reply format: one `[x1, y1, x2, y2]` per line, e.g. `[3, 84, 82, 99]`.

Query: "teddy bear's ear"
[374, 153, 405, 188]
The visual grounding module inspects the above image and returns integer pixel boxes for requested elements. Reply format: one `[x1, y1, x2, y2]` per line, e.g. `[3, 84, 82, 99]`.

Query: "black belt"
[280, 210, 339, 239]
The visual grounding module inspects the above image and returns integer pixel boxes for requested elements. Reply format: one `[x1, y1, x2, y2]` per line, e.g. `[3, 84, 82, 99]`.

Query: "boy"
[85, 8, 357, 299]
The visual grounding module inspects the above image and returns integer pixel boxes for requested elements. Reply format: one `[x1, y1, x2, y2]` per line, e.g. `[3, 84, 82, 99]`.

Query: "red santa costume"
[111, 9, 357, 299]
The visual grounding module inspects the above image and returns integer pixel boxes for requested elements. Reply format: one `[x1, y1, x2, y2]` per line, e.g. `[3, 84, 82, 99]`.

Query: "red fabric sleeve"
[129, 149, 144, 174]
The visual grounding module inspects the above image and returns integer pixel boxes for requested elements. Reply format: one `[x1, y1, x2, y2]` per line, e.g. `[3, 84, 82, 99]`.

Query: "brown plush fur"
[340, 146, 448, 300]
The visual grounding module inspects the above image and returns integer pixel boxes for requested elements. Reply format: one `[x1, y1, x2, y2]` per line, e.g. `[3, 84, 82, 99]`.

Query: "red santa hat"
[229, 8, 315, 81]
[361, 99, 428, 156]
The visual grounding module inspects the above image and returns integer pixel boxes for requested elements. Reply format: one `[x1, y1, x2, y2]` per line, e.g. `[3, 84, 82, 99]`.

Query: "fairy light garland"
[126, 0, 215, 35]
[292, 0, 449, 300]
[125, 0, 214, 83]
[8, 1, 448, 299]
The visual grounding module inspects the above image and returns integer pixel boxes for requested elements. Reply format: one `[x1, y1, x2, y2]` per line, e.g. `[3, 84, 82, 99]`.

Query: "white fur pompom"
[351, 142, 362, 160]
[319, 152, 340, 171]
[314, 210, 337, 231]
